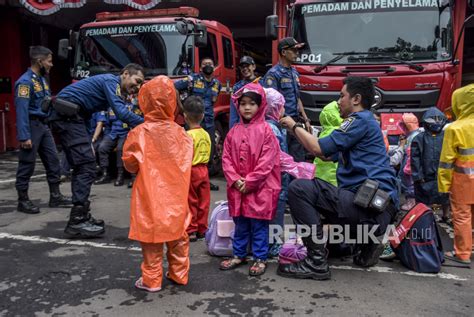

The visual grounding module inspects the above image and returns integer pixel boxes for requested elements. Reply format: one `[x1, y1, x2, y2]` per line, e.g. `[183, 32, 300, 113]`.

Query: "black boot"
[17, 190, 40, 214]
[94, 168, 110, 185]
[83, 200, 104, 227]
[95, 165, 102, 178]
[277, 237, 331, 280]
[353, 235, 384, 267]
[48, 183, 73, 207]
[64, 205, 105, 238]
[210, 182, 219, 191]
[114, 167, 124, 186]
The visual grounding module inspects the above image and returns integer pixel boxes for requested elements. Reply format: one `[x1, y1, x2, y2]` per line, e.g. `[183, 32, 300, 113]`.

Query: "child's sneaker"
[196, 232, 206, 241]
[268, 243, 282, 258]
[134, 278, 161, 292]
[189, 232, 197, 242]
[379, 243, 396, 261]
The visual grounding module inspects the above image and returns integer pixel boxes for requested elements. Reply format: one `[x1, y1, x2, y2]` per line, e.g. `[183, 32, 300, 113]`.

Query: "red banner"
[20, 0, 87, 15]
[20, 0, 161, 15]
[103, 0, 161, 10]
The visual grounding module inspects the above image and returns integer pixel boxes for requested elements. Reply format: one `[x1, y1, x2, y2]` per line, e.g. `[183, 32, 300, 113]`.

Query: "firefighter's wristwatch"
[292, 122, 304, 134]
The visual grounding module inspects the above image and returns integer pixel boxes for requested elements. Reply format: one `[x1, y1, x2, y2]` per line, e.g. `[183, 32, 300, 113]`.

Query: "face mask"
[37, 60, 47, 76]
[39, 66, 47, 77]
[202, 65, 214, 75]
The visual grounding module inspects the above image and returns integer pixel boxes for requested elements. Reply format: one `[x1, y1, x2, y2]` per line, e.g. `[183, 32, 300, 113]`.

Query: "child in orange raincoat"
[122, 76, 194, 292]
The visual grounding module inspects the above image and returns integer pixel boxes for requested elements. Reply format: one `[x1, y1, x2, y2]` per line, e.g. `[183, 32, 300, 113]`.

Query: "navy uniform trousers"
[50, 114, 96, 206]
[288, 178, 395, 239]
[98, 135, 126, 168]
[15, 118, 61, 191]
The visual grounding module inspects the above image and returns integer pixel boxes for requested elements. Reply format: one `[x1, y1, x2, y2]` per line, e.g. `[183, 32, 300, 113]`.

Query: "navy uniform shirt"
[262, 63, 300, 117]
[105, 103, 142, 140]
[87, 111, 107, 136]
[56, 74, 143, 127]
[14, 69, 51, 141]
[174, 73, 221, 129]
[229, 77, 260, 129]
[318, 110, 399, 206]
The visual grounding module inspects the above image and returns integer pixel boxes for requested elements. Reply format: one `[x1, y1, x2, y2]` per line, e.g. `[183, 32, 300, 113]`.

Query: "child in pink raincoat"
[219, 83, 281, 276]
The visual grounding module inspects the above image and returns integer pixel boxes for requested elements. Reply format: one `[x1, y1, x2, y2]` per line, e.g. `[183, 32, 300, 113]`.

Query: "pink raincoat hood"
[231, 83, 268, 124]
[264, 88, 285, 122]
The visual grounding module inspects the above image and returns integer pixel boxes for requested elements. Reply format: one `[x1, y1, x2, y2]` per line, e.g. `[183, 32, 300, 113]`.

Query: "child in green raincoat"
[313, 101, 343, 186]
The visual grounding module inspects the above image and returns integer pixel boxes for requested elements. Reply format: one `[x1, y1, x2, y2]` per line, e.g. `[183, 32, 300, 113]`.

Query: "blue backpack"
[390, 203, 444, 273]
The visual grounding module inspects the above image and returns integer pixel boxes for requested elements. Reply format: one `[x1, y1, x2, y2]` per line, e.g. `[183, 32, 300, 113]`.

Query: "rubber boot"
[114, 167, 124, 187]
[17, 190, 40, 214]
[48, 183, 73, 207]
[277, 236, 331, 280]
[64, 205, 105, 238]
[83, 200, 104, 227]
[94, 168, 110, 185]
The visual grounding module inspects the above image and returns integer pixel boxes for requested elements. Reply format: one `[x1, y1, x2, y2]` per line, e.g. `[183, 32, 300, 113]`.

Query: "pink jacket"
[223, 83, 281, 220]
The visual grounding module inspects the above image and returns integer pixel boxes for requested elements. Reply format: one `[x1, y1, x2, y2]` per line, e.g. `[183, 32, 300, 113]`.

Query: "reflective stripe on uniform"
[459, 147, 474, 156]
[439, 161, 454, 169]
[454, 166, 474, 175]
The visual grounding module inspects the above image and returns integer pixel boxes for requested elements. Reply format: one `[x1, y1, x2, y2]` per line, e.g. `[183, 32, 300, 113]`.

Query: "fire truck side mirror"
[265, 15, 278, 40]
[176, 21, 189, 35]
[194, 23, 207, 48]
[69, 31, 79, 49]
[452, 15, 474, 64]
[58, 39, 70, 60]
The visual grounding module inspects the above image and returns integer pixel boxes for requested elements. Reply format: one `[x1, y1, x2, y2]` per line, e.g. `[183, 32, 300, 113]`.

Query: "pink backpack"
[205, 201, 235, 256]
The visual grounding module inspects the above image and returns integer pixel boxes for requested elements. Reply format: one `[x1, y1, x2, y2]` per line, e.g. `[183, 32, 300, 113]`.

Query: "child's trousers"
[187, 164, 210, 234]
[140, 233, 190, 289]
[233, 216, 269, 261]
[451, 199, 473, 261]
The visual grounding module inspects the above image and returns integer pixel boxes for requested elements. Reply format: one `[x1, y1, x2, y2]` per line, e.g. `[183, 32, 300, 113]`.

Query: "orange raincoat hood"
[138, 76, 177, 121]
[123, 76, 193, 243]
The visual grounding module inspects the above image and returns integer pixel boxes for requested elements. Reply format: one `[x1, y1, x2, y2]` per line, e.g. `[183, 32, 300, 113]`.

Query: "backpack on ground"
[205, 201, 234, 256]
[279, 236, 307, 264]
[390, 203, 444, 273]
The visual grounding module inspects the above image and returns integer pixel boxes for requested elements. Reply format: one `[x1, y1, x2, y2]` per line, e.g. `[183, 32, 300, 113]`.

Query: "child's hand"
[239, 182, 247, 194]
[279, 116, 296, 130]
[234, 179, 244, 190]
[234, 178, 247, 194]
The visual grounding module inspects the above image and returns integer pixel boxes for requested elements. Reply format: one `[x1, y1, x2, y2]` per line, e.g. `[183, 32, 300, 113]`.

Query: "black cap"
[277, 37, 305, 53]
[239, 56, 255, 66]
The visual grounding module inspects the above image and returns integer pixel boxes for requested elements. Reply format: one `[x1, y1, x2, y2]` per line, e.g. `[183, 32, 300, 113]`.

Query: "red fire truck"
[58, 7, 237, 173]
[267, 0, 474, 122]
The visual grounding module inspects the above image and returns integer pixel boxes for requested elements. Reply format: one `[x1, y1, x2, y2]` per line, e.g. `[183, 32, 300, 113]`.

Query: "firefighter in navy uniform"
[278, 77, 399, 280]
[263, 37, 312, 162]
[49, 63, 144, 238]
[94, 103, 135, 187]
[14, 46, 72, 214]
[229, 56, 261, 129]
[174, 57, 221, 191]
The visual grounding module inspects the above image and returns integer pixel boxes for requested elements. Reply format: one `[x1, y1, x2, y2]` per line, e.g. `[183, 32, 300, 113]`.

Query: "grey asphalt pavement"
[0, 153, 472, 316]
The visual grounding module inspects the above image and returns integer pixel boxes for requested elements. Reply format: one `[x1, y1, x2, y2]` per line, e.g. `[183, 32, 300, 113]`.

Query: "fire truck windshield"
[292, 0, 452, 65]
[73, 23, 193, 79]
